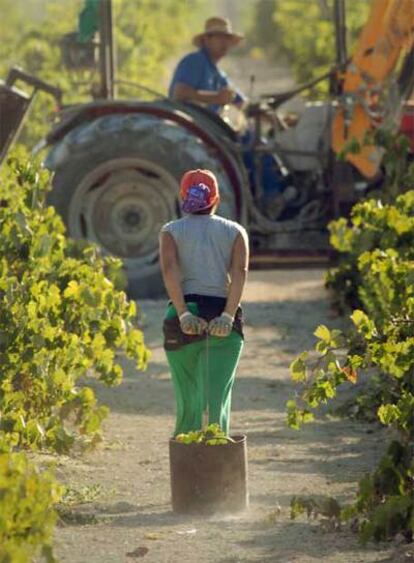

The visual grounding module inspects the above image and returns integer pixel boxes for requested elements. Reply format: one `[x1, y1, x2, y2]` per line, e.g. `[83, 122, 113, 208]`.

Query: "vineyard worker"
[159, 169, 249, 436]
[168, 16, 246, 114]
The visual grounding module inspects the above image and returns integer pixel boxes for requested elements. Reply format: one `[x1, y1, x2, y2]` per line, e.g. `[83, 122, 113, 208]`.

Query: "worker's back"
[161, 214, 246, 298]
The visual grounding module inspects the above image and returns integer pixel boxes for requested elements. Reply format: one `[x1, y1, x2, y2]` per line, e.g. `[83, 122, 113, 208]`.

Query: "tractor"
[1, 0, 413, 296]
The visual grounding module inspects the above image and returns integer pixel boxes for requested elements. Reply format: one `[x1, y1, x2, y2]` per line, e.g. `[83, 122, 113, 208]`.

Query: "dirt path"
[50, 270, 395, 563]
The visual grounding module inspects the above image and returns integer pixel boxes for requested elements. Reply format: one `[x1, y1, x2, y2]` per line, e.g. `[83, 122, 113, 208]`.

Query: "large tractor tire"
[45, 111, 242, 298]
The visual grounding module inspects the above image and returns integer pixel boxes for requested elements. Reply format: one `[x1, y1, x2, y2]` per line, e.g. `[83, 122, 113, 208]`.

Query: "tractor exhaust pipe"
[334, 0, 347, 67]
[98, 0, 116, 99]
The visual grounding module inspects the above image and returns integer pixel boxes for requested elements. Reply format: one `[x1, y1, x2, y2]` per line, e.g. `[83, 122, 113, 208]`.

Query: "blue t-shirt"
[168, 48, 245, 113]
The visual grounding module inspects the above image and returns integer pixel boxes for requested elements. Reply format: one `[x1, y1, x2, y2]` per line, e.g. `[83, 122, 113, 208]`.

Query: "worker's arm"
[172, 83, 236, 106]
[159, 231, 208, 335]
[225, 79, 247, 110]
[159, 231, 187, 316]
[224, 230, 249, 318]
[208, 230, 248, 337]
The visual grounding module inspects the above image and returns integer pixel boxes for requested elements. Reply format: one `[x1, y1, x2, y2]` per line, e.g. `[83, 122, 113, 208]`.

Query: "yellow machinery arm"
[332, 0, 414, 178]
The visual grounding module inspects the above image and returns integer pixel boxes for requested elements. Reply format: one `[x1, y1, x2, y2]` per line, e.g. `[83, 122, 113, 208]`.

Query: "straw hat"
[192, 17, 244, 48]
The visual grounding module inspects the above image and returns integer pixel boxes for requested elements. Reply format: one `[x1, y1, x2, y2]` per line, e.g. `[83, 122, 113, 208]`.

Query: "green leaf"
[290, 357, 307, 382]
[377, 404, 400, 426]
[351, 309, 368, 327]
[63, 280, 80, 299]
[314, 324, 331, 343]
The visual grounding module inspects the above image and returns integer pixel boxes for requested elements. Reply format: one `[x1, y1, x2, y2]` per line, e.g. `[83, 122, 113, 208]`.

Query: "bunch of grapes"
[175, 423, 234, 446]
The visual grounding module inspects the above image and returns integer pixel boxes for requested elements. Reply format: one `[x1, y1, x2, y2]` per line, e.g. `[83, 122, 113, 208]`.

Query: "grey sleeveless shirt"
[161, 214, 247, 298]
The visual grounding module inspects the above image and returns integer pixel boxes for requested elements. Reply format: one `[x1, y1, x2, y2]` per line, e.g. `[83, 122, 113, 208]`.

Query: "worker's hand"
[179, 311, 208, 335]
[216, 87, 236, 106]
[208, 312, 234, 337]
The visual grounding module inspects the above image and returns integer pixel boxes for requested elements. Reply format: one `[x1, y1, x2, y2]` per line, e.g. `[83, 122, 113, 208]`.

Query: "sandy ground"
[46, 269, 401, 563]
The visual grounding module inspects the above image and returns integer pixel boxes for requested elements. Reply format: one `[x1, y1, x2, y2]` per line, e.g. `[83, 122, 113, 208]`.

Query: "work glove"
[208, 312, 234, 337]
[179, 311, 208, 335]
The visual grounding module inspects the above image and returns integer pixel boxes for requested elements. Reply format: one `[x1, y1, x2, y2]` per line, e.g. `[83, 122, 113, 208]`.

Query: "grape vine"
[0, 156, 149, 453]
[287, 188, 414, 543]
[175, 424, 234, 446]
[0, 155, 149, 560]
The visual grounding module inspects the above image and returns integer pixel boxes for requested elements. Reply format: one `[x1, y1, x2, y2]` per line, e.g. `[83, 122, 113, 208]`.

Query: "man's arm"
[159, 231, 208, 335]
[220, 71, 247, 109]
[170, 53, 233, 105]
[159, 231, 187, 317]
[224, 230, 249, 317]
[172, 83, 236, 106]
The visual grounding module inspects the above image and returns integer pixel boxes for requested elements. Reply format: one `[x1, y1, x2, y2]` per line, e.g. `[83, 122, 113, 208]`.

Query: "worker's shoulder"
[212, 215, 248, 237]
[176, 50, 205, 68]
[161, 217, 185, 233]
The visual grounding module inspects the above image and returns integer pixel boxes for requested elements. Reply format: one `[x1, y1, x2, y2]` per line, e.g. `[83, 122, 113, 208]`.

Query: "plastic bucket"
[169, 434, 248, 514]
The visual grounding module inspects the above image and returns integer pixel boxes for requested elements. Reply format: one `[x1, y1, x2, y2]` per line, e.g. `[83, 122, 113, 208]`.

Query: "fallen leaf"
[144, 532, 163, 540]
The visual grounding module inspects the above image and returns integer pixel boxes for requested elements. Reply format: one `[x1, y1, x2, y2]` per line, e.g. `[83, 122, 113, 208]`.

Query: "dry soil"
[48, 269, 404, 563]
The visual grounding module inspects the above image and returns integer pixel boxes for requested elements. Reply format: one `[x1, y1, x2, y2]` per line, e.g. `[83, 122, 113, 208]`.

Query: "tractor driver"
[168, 17, 246, 114]
[169, 17, 291, 218]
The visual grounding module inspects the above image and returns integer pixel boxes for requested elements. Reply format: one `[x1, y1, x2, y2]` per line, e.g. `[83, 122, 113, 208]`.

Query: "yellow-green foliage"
[0, 450, 62, 563]
[114, 0, 205, 98]
[248, 0, 370, 95]
[286, 190, 414, 543]
[0, 152, 150, 560]
[175, 423, 233, 445]
[0, 156, 149, 453]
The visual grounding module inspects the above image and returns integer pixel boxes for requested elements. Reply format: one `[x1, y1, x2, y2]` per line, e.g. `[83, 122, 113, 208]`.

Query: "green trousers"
[164, 302, 244, 436]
